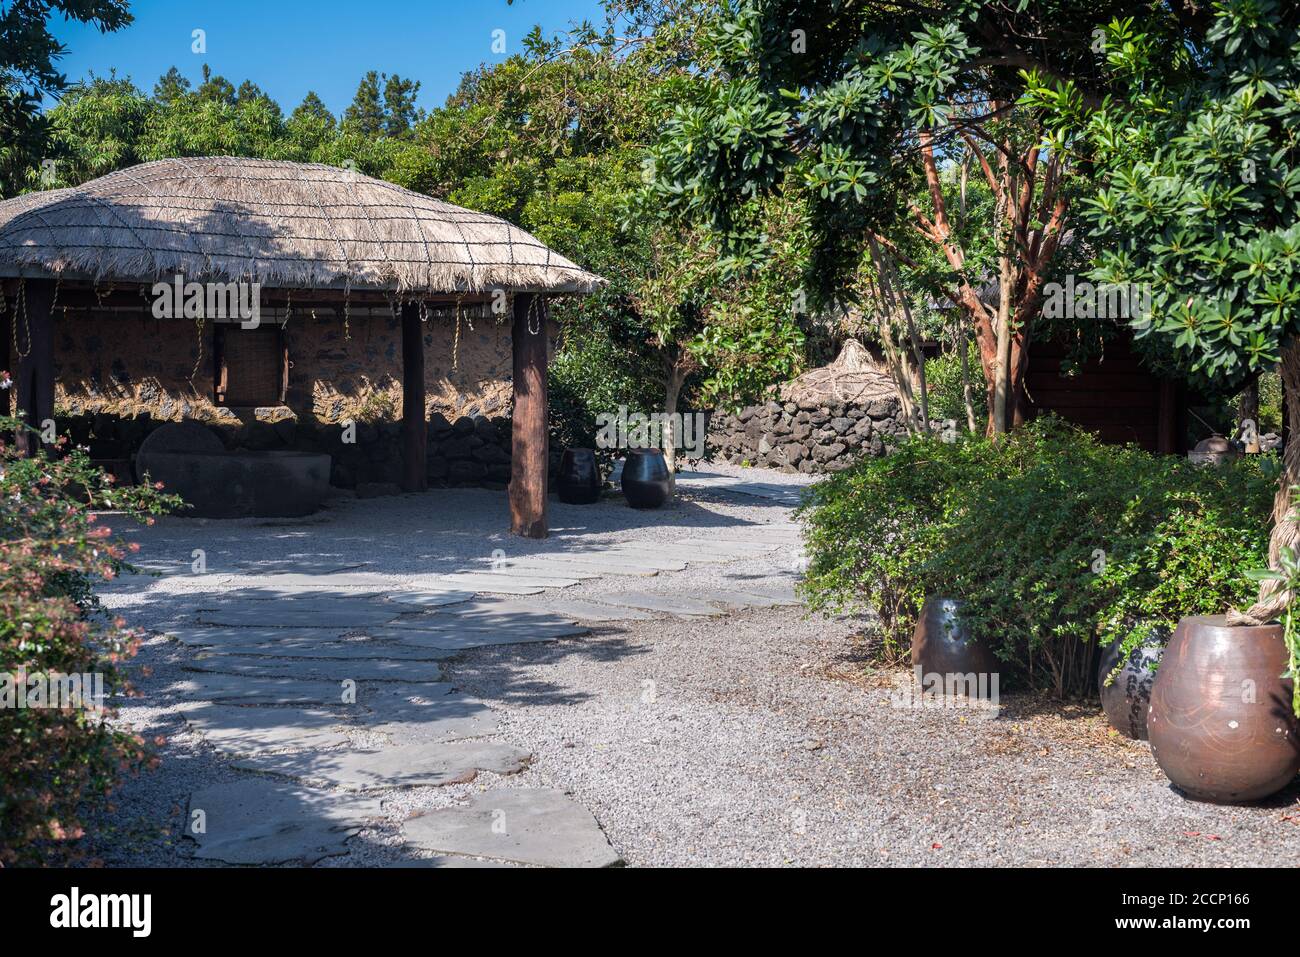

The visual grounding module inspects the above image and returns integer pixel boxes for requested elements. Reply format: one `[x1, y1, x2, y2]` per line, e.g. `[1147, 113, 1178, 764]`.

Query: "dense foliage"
[0, 415, 179, 864]
[798, 420, 1274, 696]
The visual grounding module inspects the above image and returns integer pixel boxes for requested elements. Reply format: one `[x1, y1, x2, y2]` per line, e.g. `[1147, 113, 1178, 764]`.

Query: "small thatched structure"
[779, 339, 895, 406]
[0, 157, 603, 536]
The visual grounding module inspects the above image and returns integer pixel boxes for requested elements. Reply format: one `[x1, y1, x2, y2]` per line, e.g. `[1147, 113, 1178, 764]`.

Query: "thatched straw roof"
[0, 156, 602, 296]
[780, 339, 896, 405]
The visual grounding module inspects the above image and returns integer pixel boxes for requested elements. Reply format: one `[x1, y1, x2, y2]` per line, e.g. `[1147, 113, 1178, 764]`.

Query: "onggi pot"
[1148, 615, 1300, 803]
[1097, 632, 1166, 741]
[556, 448, 602, 505]
[910, 596, 999, 697]
[620, 449, 672, 509]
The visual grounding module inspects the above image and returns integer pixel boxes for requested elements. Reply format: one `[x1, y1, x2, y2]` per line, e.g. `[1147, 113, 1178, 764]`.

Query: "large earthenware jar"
[1097, 632, 1166, 741]
[1148, 615, 1300, 803]
[556, 448, 602, 505]
[910, 596, 999, 690]
[621, 449, 671, 509]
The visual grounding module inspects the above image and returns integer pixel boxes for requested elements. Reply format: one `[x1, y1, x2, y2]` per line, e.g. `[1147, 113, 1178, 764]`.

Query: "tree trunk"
[662, 366, 685, 476]
[1231, 340, 1300, 624]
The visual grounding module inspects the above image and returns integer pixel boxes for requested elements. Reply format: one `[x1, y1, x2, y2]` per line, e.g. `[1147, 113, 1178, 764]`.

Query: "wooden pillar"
[510, 293, 548, 538]
[400, 301, 427, 492]
[14, 279, 55, 457]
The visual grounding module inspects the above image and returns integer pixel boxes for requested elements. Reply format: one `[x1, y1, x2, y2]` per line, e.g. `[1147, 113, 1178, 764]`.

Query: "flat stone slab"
[403, 789, 621, 868]
[360, 691, 500, 745]
[681, 587, 799, 610]
[384, 856, 519, 868]
[175, 673, 452, 705]
[435, 573, 579, 593]
[161, 626, 354, 647]
[187, 655, 446, 683]
[191, 640, 456, 661]
[532, 599, 655, 622]
[179, 703, 350, 755]
[480, 559, 602, 580]
[590, 551, 688, 571]
[206, 586, 387, 602]
[673, 537, 781, 556]
[585, 591, 727, 617]
[225, 571, 393, 589]
[195, 598, 402, 629]
[233, 741, 531, 790]
[513, 555, 659, 577]
[371, 622, 588, 650]
[187, 779, 381, 864]
[382, 589, 478, 608]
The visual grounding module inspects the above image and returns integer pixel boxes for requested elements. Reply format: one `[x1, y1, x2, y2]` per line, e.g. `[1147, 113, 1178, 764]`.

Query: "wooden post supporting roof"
[400, 301, 427, 492]
[13, 279, 55, 457]
[510, 293, 548, 538]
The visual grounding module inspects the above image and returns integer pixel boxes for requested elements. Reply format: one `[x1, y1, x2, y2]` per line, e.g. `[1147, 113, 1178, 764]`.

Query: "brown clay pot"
[1148, 615, 1300, 803]
[910, 597, 999, 694]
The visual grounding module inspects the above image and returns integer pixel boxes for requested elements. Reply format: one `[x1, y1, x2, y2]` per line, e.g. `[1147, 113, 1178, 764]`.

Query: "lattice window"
[214, 326, 287, 407]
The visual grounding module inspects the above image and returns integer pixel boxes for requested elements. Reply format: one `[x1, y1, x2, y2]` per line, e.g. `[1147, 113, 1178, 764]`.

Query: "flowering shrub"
[0, 408, 180, 865]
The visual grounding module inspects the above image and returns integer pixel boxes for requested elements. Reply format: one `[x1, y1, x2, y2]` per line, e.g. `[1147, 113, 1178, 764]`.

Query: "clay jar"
[1098, 632, 1166, 740]
[910, 596, 1000, 695]
[1148, 615, 1300, 803]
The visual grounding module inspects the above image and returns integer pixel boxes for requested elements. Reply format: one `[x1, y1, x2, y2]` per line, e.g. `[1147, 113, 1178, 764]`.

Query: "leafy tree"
[1026, 1, 1300, 623]
[152, 65, 189, 105]
[644, 0, 1153, 434]
[0, 0, 132, 196]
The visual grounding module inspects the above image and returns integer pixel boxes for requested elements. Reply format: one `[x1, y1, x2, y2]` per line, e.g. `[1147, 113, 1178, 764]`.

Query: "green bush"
[0, 414, 180, 865]
[797, 419, 1274, 696]
[924, 340, 986, 428]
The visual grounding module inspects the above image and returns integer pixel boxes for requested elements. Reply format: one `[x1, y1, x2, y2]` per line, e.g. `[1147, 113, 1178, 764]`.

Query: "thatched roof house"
[0, 157, 603, 536]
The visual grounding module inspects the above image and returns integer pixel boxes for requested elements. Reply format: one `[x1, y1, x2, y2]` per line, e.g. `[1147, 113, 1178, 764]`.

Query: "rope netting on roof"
[0, 157, 601, 296]
[780, 339, 897, 405]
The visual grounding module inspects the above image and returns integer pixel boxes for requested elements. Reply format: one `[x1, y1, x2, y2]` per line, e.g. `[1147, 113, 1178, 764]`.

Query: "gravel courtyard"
[87, 464, 1300, 867]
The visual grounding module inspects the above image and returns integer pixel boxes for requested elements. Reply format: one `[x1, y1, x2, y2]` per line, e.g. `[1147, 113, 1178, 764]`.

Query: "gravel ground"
[81, 463, 1300, 867]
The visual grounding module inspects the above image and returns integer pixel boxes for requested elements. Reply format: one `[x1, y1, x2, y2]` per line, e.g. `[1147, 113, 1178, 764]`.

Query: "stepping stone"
[383, 588, 478, 608]
[384, 856, 519, 868]
[360, 691, 500, 745]
[193, 640, 456, 661]
[673, 537, 780, 556]
[187, 779, 382, 865]
[186, 655, 446, 683]
[633, 543, 750, 563]
[160, 626, 354, 647]
[457, 559, 602, 581]
[174, 673, 452, 705]
[515, 556, 659, 577]
[196, 599, 402, 629]
[403, 789, 621, 868]
[234, 560, 369, 575]
[382, 622, 589, 650]
[436, 573, 579, 593]
[681, 588, 800, 610]
[233, 741, 531, 790]
[585, 591, 728, 617]
[532, 599, 655, 622]
[225, 571, 393, 589]
[591, 551, 687, 571]
[207, 586, 387, 602]
[179, 703, 350, 755]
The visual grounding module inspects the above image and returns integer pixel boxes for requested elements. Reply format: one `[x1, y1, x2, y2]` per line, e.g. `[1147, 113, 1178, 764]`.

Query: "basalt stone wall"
[708, 394, 907, 473]
[56, 408, 515, 492]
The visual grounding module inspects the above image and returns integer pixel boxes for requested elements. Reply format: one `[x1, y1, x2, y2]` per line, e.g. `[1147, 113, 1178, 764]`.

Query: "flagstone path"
[101, 470, 811, 867]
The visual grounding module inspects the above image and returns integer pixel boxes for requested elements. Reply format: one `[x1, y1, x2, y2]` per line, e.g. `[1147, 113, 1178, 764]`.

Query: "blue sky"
[47, 0, 608, 115]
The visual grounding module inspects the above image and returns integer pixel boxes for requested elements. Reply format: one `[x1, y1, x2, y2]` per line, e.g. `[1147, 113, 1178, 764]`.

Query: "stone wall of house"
[707, 393, 908, 473]
[54, 305, 519, 424]
[50, 305, 546, 491]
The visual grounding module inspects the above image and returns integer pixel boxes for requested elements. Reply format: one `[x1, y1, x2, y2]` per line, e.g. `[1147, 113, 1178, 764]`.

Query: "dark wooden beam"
[14, 279, 55, 457]
[400, 301, 427, 492]
[509, 293, 548, 538]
